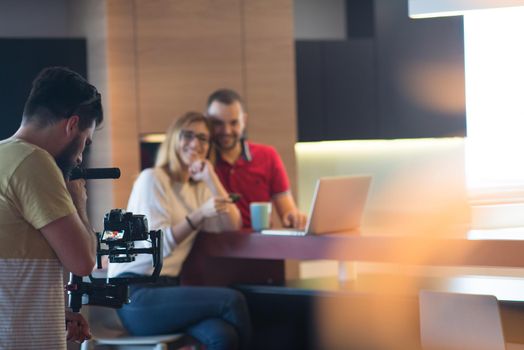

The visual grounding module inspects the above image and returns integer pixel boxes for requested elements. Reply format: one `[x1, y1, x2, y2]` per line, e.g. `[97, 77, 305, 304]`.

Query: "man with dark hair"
[206, 88, 307, 229]
[0, 66, 103, 349]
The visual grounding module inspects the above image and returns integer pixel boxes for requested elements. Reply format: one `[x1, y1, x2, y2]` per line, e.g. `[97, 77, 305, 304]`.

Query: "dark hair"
[22, 66, 103, 130]
[206, 88, 245, 111]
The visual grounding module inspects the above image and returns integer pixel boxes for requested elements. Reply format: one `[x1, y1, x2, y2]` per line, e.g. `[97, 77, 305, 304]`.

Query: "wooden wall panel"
[106, 0, 141, 208]
[102, 0, 297, 213]
[135, 0, 244, 134]
[242, 0, 298, 279]
[242, 0, 298, 194]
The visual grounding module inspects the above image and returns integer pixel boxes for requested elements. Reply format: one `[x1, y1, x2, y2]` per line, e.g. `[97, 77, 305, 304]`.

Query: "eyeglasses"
[179, 130, 210, 145]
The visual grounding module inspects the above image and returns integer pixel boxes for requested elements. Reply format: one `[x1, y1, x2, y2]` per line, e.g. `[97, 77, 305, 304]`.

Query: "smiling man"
[0, 67, 103, 349]
[206, 89, 306, 230]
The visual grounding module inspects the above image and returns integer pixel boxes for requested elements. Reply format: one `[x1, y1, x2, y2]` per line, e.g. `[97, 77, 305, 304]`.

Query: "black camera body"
[67, 208, 163, 312]
[101, 209, 150, 263]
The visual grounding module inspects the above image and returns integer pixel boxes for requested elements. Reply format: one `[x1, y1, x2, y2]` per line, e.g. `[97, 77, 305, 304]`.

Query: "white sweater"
[108, 168, 223, 277]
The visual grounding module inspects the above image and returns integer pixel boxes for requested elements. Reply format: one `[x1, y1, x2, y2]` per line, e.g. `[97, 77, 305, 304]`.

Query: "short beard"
[215, 136, 239, 152]
[56, 136, 82, 179]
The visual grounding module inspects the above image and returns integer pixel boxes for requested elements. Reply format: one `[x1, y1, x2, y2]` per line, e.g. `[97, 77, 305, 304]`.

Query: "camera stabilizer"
[65, 168, 164, 313]
[66, 209, 163, 312]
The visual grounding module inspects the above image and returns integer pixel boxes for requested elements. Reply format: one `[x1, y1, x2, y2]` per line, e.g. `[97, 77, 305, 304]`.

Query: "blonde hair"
[155, 111, 212, 182]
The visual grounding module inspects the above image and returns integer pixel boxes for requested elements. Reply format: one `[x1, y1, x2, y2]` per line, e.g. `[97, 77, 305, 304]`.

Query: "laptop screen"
[305, 175, 372, 234]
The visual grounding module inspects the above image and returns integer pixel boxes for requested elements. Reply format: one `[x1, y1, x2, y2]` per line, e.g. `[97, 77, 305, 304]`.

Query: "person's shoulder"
[5, 139, 56, 171]
[0, 138, 45, 160]
[137, 167, 162, 181]
[135, 167, 171, 187]
[246, 142, 282, 165]
[138, 167, 155, 178]
[3, 140, 65, 194]
[247, 141, 279, 156]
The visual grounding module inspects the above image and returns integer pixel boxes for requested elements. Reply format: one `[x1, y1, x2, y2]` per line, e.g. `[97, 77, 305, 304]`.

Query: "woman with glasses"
[108, 111, 250, 350]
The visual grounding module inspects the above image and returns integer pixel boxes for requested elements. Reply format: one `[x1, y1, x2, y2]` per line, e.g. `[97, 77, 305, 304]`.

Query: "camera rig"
[65, 168, 163, 313]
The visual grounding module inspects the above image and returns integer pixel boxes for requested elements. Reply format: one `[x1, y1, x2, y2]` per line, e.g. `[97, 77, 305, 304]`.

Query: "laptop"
[419, 290, 507, 350]
[261, 175, 372, 236]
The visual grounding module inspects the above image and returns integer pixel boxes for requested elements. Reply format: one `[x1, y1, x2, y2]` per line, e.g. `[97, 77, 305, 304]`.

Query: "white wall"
[294, 0, 347, 39]
[67, 0, 111, 232]
[0, 0, 70, 37]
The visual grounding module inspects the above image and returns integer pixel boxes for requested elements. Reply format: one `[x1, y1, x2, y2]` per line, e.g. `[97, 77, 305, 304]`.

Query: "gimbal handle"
[66, 230, 163, 312]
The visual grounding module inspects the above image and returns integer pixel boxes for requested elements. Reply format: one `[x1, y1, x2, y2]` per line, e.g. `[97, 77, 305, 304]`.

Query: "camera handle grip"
[66, 273, 84, 313]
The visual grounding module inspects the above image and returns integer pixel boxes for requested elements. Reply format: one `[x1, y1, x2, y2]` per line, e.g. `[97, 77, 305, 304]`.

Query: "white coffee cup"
[250, 202, 272, 231]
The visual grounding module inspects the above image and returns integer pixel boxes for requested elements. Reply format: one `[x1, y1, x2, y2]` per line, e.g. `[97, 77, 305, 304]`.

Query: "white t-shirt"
[108, 167, 224, 277]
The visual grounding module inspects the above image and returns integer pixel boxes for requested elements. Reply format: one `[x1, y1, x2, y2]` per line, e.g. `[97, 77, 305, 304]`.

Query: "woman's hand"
[188, 160, 214, 183]
[199, 196, 233, 219]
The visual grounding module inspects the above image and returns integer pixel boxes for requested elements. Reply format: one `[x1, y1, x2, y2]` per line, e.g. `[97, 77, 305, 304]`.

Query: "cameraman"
[0, 67, 103, 349]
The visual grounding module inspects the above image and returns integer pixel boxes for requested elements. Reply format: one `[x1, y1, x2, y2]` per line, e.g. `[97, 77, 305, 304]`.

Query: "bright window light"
[465, 7, 524, 189]
[409, 0, 524, 19]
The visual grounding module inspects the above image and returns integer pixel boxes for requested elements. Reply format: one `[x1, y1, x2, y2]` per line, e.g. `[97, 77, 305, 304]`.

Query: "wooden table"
[180, 230, 524, 286]
[179, 231, 524, 349]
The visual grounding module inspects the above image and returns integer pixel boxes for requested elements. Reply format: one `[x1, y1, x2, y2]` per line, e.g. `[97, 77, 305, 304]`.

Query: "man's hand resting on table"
[282, 210, 307, 229]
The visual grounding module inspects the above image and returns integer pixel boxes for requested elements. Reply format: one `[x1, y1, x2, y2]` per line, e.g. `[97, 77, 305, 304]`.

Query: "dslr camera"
[67, 208, 163, 312]
[100, 209, 154, 264]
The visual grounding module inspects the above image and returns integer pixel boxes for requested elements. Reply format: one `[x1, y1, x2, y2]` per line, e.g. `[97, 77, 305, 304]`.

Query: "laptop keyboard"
[260, 229, 307, 236]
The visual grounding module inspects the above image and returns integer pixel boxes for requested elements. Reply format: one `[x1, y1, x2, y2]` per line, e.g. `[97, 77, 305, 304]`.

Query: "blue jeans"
[117, 284, 251, 350]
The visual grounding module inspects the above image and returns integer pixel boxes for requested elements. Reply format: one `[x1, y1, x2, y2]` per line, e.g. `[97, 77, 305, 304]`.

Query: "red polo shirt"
[214, 140, 290, 228]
